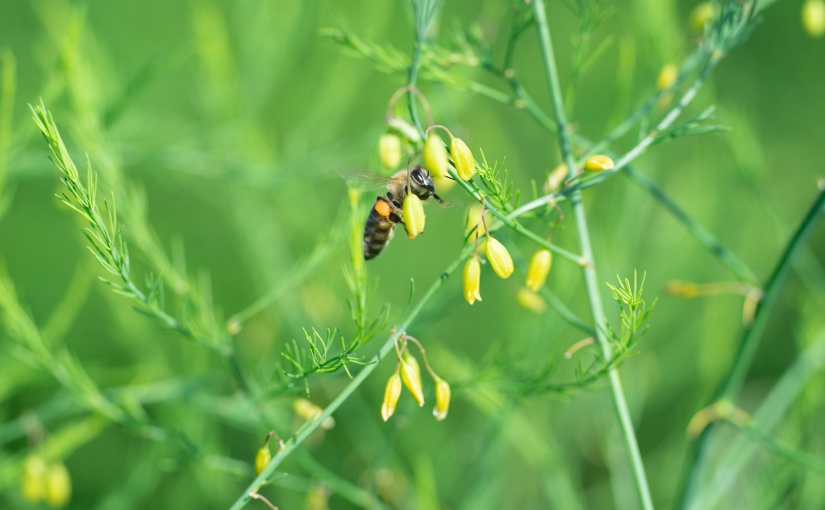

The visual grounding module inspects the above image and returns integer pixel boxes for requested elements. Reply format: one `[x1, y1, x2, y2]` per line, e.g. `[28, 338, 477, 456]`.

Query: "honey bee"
[363, 166, 445, 260]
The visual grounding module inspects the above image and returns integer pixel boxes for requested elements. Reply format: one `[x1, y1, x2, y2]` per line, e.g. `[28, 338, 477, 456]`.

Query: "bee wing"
[336, 168, 392, 191]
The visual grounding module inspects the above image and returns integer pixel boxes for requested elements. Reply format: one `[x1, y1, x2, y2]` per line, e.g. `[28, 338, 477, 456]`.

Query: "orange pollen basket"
[375, 200, 392, 218]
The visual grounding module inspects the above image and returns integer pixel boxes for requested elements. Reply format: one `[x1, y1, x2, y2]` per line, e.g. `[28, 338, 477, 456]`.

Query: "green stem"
[531, 1, 654, 509]
[724, 419, 825, 477]
[679, 187, 825, 508]
[227, 248, 470, 510]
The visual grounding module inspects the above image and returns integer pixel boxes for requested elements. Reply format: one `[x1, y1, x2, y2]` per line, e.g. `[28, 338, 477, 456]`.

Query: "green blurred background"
[1, 0, 825, 508]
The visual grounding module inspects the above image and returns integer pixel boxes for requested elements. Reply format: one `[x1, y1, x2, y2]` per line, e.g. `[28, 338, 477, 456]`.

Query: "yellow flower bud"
[450, 137, 475, 180]
[463, 256, 482, 305]
[386, 117, 421, 143]
[432, 377, 451, 421]
[378, 133, 403, 169]
[690, 2, 716, 33]
[544, 163, 568, 193]
[44, 462, 71, 508]
[584, 154, 615, 172]
[293, 398, 335, 429]
[665, 280, 700, 298]
[525, 249, 552, 291]
[657, 63, 678, 91]
[803, 0, 825, 37]
[423, 132, 448, 178]
[255, 445, 271, 475]
[485, 237, 514, 279]
[400, 354, 424, 406]
[21, 456, 46, 502]
[402, 194, 425, 239]
[381, 371, 403, 421]
[516, 288, 547, 313]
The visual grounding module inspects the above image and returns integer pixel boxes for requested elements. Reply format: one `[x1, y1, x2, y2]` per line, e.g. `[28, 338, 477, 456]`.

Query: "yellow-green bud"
[803, 0, 825, 37]
[516, 288, 547, 314]
[463, 256, 482, 305]
[432, 377, 451, 421]
[21, 456, 46, 502]
[423, 132, 449, 178]
[450, 137, 475, 180]
[381, 371, 403, 421]
[485, 237, 514, 279]
[690, 2, 716, 33]
[657, 63, 678, 91]
[544, 163, 568, 193]
[584, 154, 615, 172]
[400, 354, 424, 406]
[402, 194, 425, 239]
[378, 133, 403, 168]
[255, 445, 271, 475]
[44, 462, 71, 508]
[386, 117, 421, 143]
[293, 398, 335, 429]
[665, 280, 700, 298]
[525, 249, 552, 291]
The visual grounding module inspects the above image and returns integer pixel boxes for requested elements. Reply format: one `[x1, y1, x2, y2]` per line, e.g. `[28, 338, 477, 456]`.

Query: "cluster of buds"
[21, 456, 71, 508]
[381, 332, 450, 422]
[462, 208, 515, 305]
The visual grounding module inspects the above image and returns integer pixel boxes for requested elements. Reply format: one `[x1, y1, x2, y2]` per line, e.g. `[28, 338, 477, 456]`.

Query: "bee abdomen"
[364, 197, 398, 260]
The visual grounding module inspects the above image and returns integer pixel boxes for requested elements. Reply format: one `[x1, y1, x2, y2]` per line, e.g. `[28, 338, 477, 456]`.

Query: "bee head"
[410, 166, 435, 195]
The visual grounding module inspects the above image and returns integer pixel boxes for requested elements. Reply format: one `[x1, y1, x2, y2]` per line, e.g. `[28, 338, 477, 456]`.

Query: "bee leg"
[433, 192, 451, 208]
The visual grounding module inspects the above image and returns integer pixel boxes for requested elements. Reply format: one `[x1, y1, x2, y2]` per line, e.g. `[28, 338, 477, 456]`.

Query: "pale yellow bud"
[255, 445, 271, 475]
[44, 462, 71, 508]
[803, 0, 825, 37]
[657, 63, 678, 91]
[403, 194, 425, 239]
[525, 249, 552, 291]
[381, 371, 403, 421]
[516, 288, 547, 314]
[665, 280, 700, 298]
[293, 398, 335, 429]
[450, 137, 475, 180]
[423, 132, 448, 178]
[386, 117, 421, 143]
[544, 163, 568, 193]
[485, 237, 514, 279]
[463, 256, 482, 305]
[690, 2, 716, 33]
[465, 205, 484, 242]
[432, 377, 451, 421]
[378, 133, 403, 168]
[584, 154, 615, 172]
[21, 456, 47, 502]
[400, 354, 424, 406]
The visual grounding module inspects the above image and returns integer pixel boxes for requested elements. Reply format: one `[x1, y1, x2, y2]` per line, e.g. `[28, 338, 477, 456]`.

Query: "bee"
[363, 166, 445, 260]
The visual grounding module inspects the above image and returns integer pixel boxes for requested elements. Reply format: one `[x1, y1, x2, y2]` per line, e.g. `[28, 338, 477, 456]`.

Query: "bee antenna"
[433, 193, 451, 207]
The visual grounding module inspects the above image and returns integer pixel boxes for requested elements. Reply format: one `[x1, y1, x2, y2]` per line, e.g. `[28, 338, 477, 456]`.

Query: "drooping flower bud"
[485, 237, 514, 279]
[657, 63, 678, 91]
[450, 137, 475, 180]
[803, 0, 825, 37]
[400, 354, 424, 406]
[423, 132, 448, 178]
[525, 249, 552, 291]
[381, 371, 403, 421]
[690, 2, 716, 33]
[21, 456, 46, 502]
[584, 154, 615, 172]
[516, 288, 547, 314]
[432, 377, 451, 421]
[385, 117, 421, 143]
[44, 462, 71, 508]
[403, 194, 425, 239]
[544, 163, 568, 193]
[463, 256, 482, 305]
[378, 132, 402, 169]
[293, 398, 335, 429]
[255, 444, 271, 475]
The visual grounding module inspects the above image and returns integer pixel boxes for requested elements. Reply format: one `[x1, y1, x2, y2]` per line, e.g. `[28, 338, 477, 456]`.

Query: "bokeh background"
[1, 0, 824, 508]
